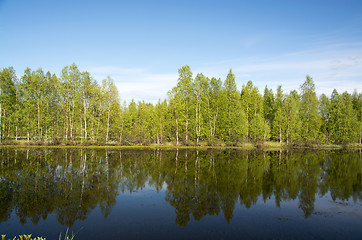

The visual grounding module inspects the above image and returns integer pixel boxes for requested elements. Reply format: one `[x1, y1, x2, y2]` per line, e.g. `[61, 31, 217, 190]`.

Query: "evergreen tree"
[223, 70, 247, 142]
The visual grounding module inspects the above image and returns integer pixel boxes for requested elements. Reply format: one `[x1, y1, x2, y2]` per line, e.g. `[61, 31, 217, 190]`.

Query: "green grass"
[0, 140, 360, 150]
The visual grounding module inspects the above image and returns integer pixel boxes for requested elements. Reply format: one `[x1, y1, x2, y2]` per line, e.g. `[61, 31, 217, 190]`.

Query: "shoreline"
[0, 142, 360, 150]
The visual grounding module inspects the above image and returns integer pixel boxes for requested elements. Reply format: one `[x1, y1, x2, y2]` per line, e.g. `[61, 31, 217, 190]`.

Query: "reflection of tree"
[297, 151, 322, 218]
[0, 149, 121, 227]
[320, 151, 362, 202]
[239, 152, 266, 209]
[165, 150, 193, 227]
[0, 179, 13, 222]
[0, 148, 361, 227]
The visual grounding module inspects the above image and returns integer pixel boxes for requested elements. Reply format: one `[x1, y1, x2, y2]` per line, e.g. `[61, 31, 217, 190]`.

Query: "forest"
[0, 63, 361, 146]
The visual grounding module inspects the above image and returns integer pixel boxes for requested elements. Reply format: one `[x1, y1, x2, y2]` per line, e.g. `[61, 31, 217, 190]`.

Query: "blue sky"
[1, 0, 361, 102]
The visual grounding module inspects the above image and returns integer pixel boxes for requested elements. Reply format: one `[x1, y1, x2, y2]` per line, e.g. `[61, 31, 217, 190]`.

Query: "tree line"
[0, 63, 361, 145]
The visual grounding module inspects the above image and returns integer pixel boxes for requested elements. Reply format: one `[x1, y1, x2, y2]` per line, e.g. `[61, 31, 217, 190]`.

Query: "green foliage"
[299, 75, 321, 143]
[263, 86, 275, 129]
[0, 65, 360, 145]
[327, 90, 359, 143]
[222, 70, 247, 142]
[271, 86, 286, 142]
[285, 90, 301, 143]
[1, 234, 45, 240]
[241, 81, 265, 141]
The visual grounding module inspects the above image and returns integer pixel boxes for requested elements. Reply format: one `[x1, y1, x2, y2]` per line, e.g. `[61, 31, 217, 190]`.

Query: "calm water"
[0, 148, 361, 239]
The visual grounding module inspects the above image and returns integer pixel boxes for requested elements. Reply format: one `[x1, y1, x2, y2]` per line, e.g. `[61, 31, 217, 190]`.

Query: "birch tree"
[299, 75, 321, 143]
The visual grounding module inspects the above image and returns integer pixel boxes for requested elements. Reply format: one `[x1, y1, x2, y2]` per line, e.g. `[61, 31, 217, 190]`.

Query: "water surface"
[0, 148, 361, 239]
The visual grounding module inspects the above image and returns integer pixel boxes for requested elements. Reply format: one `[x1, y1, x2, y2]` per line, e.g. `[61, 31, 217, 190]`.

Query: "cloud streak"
[85, 66, 178, 103]
[85, 42, 362, 104]
[196, 42, 362, 96]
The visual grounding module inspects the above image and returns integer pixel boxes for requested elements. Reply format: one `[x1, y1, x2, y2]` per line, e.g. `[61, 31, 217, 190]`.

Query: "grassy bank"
[0, 140, 360, 150]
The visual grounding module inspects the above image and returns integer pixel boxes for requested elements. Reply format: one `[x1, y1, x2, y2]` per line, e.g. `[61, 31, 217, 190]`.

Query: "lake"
[0, 148, 361, 239]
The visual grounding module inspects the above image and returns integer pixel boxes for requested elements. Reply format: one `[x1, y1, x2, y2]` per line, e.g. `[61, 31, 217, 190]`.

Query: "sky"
[1, 0, 362, 103]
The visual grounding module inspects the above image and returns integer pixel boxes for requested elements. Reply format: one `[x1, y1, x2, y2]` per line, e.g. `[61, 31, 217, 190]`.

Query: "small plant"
[59, 228, 76, 240]
[1, 235, 45, 240]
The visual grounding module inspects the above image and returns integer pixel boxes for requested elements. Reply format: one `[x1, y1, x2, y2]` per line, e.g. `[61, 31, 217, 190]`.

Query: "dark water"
[0, 148, 361, 239]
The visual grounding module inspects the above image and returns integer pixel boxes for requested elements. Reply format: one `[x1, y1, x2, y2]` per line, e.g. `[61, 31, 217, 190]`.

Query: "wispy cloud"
[195, 42, 362, 96]
[85, 66, 178, 103]
[84, 42, 362, 103]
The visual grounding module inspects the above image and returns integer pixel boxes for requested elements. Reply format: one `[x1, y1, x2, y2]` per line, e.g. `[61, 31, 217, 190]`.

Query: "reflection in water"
[0, 148, 361, 227]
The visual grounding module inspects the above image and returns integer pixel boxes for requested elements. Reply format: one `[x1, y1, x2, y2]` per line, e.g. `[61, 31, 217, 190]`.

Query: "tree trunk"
[65, 101, 69, 140]
[38, 99, 40, 138]
[83, 90, 87, 142]
[91, 116, 95, 142]
[175, 113, 179, 145]
[70, 99, 75, 140]
[106, 102, 111, 143]
[2, 108, 5, 141]
[80, 116, 83, 142]
[195, 101, 199, 143]
[160, 121, 163, 144]
[0, 102, 1, 143]
[119, 120, 124, 144]
[186, 104, 188, 144]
